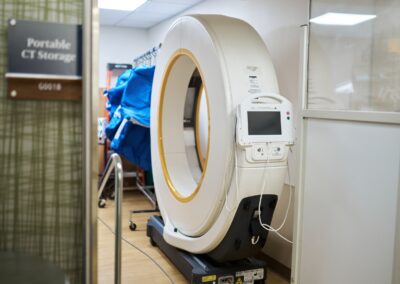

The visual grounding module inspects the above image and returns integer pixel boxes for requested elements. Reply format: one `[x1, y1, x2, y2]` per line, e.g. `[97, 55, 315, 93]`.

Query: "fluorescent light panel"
[310, 12, 376, 26]
[335, 82, 354, 94]
[99, 0, 148, 11]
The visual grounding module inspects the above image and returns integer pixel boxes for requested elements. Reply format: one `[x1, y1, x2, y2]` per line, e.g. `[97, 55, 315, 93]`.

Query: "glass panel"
[0, 1, 84, 283]
[308, 0, 400, 112]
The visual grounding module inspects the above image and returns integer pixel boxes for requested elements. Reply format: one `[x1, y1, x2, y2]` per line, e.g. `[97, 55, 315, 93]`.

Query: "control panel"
[236, 93, 294, 146]
[236, 93, 294, 164]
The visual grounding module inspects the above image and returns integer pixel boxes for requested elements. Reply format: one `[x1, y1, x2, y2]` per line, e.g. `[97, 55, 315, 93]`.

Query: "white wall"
[99, 26, 149, 88]
[146, 0, 308, 268]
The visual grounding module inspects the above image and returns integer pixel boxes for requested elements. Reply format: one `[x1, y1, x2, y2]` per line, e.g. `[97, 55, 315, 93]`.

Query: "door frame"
[83, 0, 99, 283]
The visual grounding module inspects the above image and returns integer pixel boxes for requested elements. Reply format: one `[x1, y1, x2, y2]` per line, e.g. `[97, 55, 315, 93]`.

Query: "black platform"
[147, 216, 267, 284]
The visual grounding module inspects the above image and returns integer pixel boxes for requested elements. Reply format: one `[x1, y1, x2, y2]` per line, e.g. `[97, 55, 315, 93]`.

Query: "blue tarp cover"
[105, 66, 155, 170]
[105, 69, 132, 118]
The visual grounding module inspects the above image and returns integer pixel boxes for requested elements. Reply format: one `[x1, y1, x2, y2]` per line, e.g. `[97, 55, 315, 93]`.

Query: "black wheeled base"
[147, 216, 267, 284]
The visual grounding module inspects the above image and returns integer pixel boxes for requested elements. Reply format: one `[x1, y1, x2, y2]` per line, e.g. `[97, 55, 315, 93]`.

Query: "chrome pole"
[113, 154, 123, 284]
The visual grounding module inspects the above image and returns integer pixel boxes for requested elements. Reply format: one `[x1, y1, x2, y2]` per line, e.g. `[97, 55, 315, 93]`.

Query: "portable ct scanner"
[147, 14, 294, 284]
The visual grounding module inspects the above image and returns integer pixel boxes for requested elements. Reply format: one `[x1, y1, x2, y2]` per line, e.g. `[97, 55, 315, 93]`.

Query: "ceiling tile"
[100, 0, 205, 28]
[151, 0, 202, 5]
[135, 1, 188, 15]
[99, 9, 131, 26]
[116, 10, 171, 28]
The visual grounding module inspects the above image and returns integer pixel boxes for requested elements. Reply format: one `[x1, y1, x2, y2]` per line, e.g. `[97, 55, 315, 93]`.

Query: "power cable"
[257, 143, 294, 244]
[97, 217, 175, 284]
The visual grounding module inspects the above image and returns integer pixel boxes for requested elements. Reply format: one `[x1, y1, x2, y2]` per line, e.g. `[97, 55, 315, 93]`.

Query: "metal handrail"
[99, 153, 123, 284]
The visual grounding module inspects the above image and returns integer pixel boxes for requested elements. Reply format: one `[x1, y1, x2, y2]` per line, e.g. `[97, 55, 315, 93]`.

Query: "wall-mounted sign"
[6, 19, 82, 101]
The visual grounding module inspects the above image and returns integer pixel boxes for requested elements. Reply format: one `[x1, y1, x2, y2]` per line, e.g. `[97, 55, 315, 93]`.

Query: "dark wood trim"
[7, 78, 81, 101]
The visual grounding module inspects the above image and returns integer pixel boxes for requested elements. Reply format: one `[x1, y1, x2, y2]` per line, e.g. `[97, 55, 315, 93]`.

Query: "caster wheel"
[150, 238, 157, 247]
[129, 221, 137, 231]
[98, 199, 106, 208]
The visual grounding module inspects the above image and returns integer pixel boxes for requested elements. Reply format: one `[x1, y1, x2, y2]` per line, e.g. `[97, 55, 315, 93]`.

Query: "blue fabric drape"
[105, 66, 155, 170]
[104, 69, 132, 118]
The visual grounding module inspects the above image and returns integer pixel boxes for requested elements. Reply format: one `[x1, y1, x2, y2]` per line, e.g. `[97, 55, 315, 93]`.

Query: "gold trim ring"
[158, 49, 211, 203]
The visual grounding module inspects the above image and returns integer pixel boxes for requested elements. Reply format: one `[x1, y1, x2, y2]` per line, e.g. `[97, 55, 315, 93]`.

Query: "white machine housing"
[150, 15, 294, 255]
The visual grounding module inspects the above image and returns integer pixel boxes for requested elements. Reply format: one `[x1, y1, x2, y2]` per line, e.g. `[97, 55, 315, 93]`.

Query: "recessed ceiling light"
[99, 0, 148, 11]
[310, 12, 376, 26]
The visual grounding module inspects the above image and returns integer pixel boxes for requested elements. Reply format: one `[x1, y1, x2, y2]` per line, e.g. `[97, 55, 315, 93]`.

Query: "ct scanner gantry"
[147, 14, 294, 284]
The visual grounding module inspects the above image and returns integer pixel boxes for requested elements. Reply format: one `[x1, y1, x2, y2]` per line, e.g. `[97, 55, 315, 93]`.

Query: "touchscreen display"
[247, 111, 282, 135]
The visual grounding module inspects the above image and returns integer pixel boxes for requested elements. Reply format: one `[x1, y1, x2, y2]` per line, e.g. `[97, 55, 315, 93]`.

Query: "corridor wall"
[99, 26, 149, 88]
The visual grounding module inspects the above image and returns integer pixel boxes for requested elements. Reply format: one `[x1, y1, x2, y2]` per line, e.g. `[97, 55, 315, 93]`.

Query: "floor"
[98, 190, 290, 284]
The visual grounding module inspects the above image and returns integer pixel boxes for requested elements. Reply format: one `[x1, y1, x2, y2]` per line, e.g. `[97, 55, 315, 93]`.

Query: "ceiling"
[100, 0, 204, 28]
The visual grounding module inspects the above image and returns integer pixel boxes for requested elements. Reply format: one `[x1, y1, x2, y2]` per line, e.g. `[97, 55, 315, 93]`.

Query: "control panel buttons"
[252, 145, 267, 160]
[251, 144, 284, 161]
